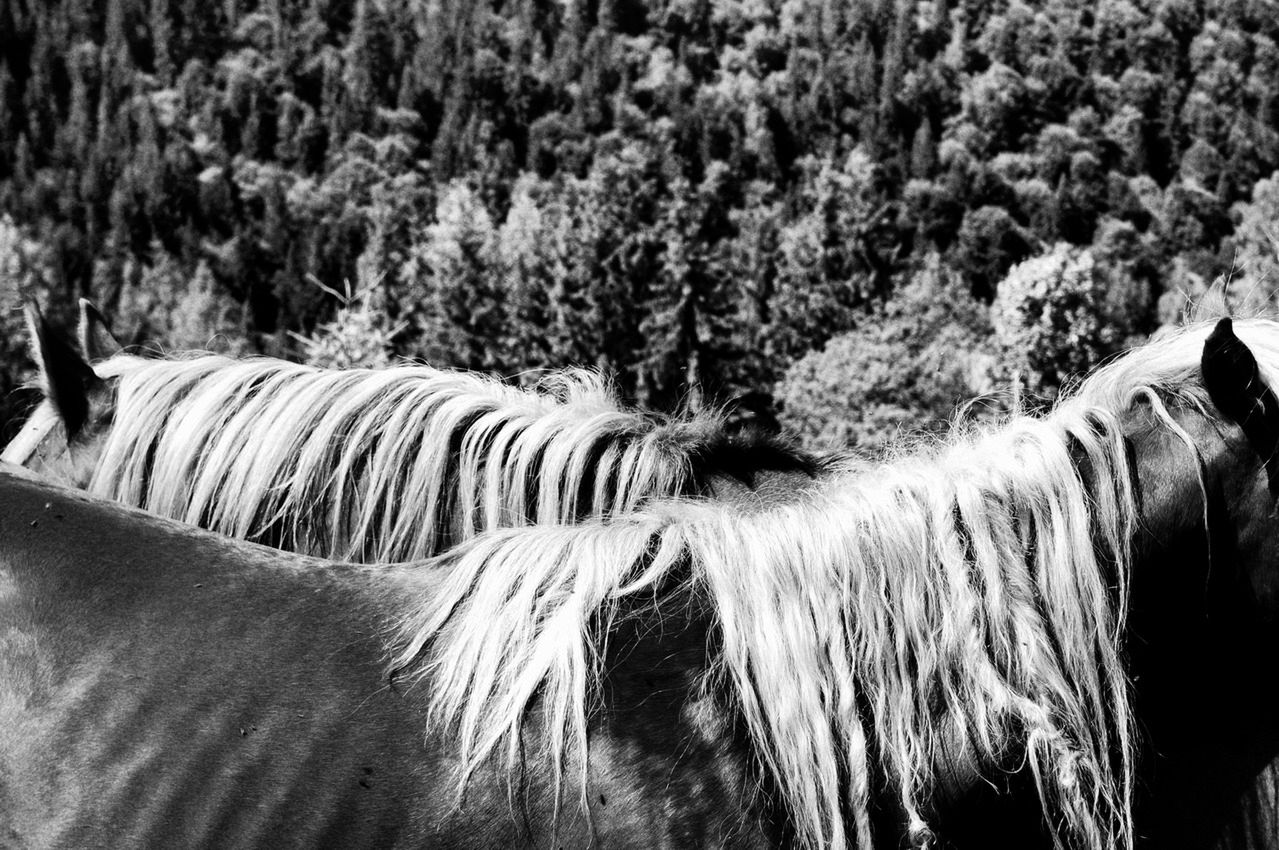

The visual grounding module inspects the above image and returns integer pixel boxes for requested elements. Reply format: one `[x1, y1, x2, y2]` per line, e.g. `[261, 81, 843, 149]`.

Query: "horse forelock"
[392, 321, 1279, 850]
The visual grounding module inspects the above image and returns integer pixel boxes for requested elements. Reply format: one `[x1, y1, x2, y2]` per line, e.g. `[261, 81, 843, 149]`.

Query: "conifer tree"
[406, 179, 503, 371]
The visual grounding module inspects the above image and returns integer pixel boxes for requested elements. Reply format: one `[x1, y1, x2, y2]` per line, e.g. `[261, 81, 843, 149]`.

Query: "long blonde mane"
[392, 319, 1279, 850]
[80, 354, 776, 561]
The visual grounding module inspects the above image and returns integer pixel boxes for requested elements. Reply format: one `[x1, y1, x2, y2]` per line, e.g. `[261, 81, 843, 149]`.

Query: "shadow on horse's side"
[3, 317, 1279, 848]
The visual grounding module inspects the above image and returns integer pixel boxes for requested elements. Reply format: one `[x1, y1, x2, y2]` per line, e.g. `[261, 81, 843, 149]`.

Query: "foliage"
[115, 250, 245, 353]
[291, 274, 403, 370]
[1224, 171, 1279, 315]
[404, 180, 504, 372]
[767, 150, 891, 363]
[777, 257, 993, 453]
[992, 243, 1115, 401]
[0, 215, 54, 435]
[5, 0, 1279, 437]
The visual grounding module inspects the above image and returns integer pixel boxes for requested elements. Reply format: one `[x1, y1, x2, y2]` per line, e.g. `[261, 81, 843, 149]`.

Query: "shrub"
[777, 256, 994, 453]
[991, 242, 1113, 401]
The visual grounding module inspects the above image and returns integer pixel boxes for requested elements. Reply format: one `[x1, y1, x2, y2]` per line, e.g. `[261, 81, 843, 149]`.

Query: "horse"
[2, 302, 815, 562]
[5, 316, 1279, 848]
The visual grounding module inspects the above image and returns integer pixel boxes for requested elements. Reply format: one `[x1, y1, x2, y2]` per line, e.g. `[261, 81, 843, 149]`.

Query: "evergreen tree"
[768, 148, 888, 362]
[1225, 170, 1279, 315]
[640, 175, 702, 405]
[494, 173, 555, 376]
[402, 180, 503, 371]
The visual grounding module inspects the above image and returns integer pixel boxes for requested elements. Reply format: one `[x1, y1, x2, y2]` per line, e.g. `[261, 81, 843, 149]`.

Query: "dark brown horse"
[3, 318, 1279, 848]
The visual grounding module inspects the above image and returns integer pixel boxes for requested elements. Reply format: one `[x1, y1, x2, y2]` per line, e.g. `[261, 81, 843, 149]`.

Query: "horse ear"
[1202, 317, 1279, 461]
[25, 302, 100, 442]
[77, 298, 122, 362]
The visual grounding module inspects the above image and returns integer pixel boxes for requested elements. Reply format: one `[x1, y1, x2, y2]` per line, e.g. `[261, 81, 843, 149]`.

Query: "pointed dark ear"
[1202, 317, 1279, 469]
[25, 302, 100, 442]
[77, 298, 122, 362]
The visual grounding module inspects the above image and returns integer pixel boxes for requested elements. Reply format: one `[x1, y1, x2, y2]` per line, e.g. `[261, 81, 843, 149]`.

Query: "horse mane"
[390, 319, 1279, 850]
[84, 354, 811, 562]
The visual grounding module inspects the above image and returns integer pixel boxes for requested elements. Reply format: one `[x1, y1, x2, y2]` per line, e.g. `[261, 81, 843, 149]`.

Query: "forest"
[3, 0, 1279, 449]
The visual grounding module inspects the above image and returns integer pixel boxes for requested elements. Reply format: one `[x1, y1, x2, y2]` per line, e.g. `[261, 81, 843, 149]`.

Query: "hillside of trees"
[4, 0, 1279, 449]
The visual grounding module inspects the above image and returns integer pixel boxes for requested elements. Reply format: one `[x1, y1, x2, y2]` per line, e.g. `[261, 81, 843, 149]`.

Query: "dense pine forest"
[4, 0, 1279, 448]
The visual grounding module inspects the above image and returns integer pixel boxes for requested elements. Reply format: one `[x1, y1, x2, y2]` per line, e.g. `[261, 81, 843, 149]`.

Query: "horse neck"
[1122, 401, 1279, 849]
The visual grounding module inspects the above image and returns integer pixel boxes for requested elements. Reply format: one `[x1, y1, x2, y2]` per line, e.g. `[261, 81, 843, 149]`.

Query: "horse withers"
[3, 318, 1279, 848]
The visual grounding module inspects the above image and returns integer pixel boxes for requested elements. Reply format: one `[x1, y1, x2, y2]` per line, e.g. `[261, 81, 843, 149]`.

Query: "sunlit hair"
[392, 318, 1279, 850]
[82, 354, 795, 562]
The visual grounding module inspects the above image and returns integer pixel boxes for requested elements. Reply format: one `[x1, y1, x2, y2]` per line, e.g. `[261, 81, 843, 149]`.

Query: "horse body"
[0, 473, 781, 849]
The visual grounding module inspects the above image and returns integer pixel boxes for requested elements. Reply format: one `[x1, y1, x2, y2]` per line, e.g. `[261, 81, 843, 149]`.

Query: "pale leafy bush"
[777, 257, 994, 453]
[991, 243, 1112, 400]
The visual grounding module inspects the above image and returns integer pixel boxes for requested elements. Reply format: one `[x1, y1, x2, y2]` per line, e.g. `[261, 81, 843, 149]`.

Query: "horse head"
[1, 300, 120, 485]
[871, 317, 1279, 849]
[1115, 316, 1279, 848]
[1200, 317, 1279, 608]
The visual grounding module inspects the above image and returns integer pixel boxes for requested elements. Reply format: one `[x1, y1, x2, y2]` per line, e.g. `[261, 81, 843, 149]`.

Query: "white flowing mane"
[393, 319, 1279, 850]
[78, 353, 786, 562]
